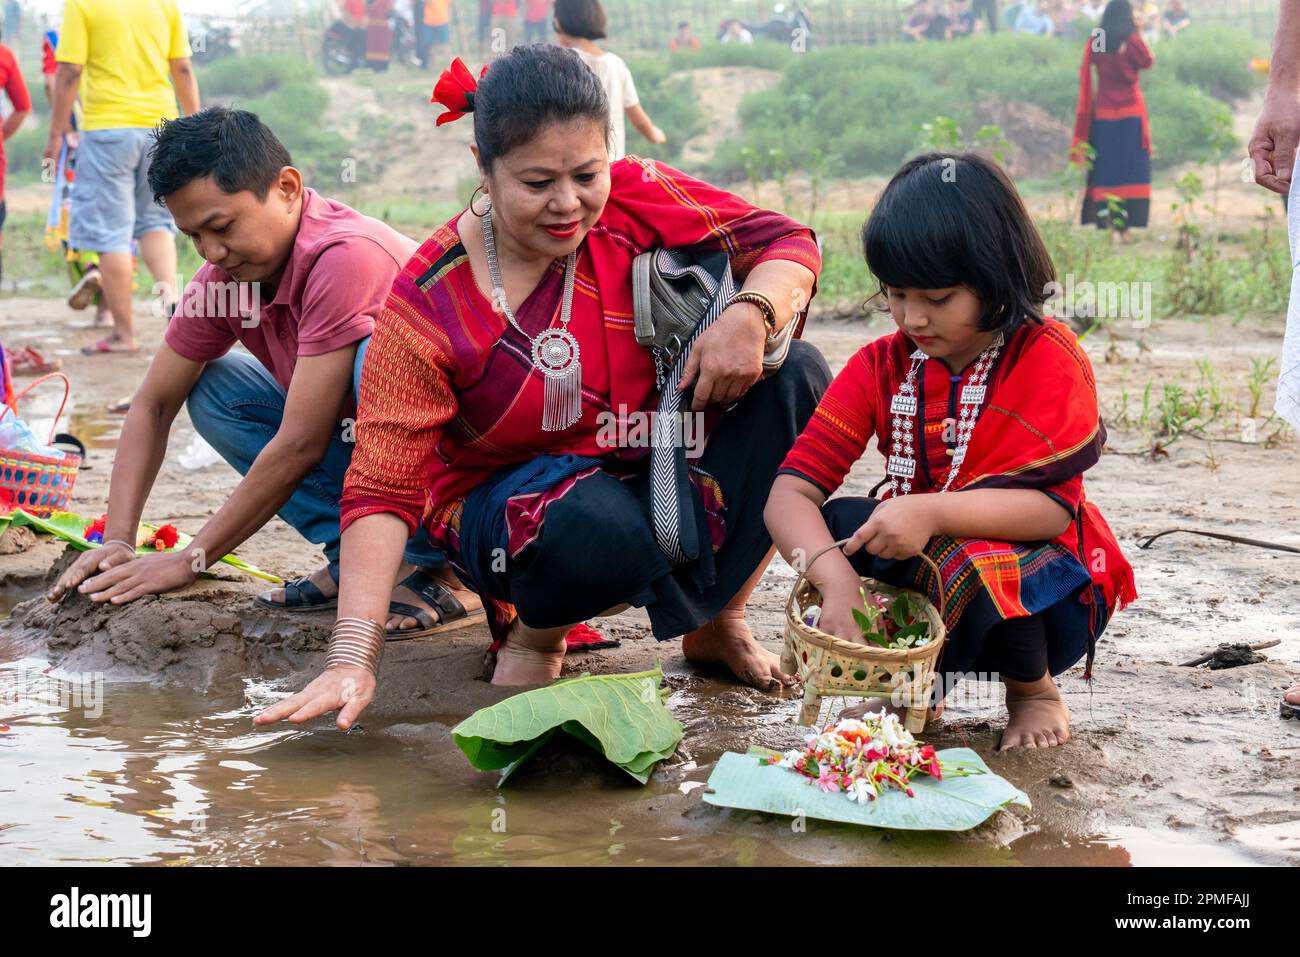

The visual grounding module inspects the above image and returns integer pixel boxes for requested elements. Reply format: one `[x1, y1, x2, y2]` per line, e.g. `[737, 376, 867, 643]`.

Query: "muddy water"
[0, 620, 1267, 866]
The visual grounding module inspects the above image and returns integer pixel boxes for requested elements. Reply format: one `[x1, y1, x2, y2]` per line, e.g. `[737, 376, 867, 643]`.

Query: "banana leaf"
[6, 508, 280, 583]
[452, 665, 683, 785]
[702, 747, 1030, 831]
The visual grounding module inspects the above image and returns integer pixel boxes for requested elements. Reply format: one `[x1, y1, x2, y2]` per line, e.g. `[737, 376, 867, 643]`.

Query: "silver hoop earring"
[469, 185, 490, 216]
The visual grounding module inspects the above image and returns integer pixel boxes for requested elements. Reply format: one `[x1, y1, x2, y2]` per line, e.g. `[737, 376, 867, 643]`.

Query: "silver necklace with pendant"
[886, 332, 1004, 498]
[482, 202, 582, 432]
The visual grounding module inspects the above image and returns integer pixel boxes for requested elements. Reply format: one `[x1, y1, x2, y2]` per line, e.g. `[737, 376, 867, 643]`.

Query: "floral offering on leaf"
[763, 712, 976, 803]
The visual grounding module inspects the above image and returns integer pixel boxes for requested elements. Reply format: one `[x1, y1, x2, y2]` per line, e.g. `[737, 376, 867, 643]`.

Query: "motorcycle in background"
[190, 21, 238, 65]
[718, 3, 814, 46]
[322, 7, 418, 75]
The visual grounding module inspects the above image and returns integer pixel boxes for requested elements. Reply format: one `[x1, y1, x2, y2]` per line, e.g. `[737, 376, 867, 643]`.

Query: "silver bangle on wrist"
[326, 616, 386, 676]
[101, 539, 135, 552]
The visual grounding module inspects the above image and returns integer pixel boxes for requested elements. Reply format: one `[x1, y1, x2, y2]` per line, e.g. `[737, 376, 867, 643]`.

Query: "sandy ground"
[2, 291, 1298, 864]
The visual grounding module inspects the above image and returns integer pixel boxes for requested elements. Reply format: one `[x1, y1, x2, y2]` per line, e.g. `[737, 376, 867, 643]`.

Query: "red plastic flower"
[148, 524, 180, 550]
[83, 514, 107, 544]
[431, 57, 489, 126]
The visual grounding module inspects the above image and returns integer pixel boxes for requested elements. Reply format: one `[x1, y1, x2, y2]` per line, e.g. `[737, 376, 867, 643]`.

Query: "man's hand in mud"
[253, 666, 375, 731]
[47, 541, 137, 603]
[73, 552, 198, 604]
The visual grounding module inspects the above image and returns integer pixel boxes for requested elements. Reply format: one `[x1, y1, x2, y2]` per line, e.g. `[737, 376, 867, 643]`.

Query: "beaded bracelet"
[326, 616, 386, 676]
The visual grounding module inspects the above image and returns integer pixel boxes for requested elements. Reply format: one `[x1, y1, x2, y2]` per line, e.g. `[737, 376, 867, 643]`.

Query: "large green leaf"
[6, 508, 280, 583]
[452, 665, 683, 785]
[702, 747, 1030, 831]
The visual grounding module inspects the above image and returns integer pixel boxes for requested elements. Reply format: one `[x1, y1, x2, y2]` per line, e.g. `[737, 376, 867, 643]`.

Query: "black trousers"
[973, 0, 998, 32]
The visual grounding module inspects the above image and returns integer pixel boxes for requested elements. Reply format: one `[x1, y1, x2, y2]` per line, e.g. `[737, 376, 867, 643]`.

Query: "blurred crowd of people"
[902, 0, 1193, 42]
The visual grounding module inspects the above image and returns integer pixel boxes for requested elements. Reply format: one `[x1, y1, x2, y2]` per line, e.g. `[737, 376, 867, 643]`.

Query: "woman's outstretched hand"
[253, 665, 375, 730]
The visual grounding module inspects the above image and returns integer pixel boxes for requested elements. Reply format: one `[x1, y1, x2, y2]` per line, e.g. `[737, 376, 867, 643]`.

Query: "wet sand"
[2, 297, 1298, 865]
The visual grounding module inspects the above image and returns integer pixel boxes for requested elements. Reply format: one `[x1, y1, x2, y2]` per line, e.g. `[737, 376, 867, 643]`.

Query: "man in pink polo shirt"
[48, 107, 483, 638]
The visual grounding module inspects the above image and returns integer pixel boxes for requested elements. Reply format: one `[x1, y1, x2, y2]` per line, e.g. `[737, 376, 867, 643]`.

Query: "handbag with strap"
[632, 247, 801, 387]
[631, 247, 804, 566]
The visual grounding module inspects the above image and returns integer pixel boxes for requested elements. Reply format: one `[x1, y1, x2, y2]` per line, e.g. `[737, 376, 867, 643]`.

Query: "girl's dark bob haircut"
[861, 151, 1056, 335]
[555, 0, 609, 40]
[474, 44, 610, 174]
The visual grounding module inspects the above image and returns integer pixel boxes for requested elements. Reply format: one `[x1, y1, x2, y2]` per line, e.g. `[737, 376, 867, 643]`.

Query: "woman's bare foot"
[681, 610, 795, 692]
[838, 698, 943, 724]
[999, 675, 1070, 750]
[385, 563, 482, 631]
[491, 617, 566, 686]
[1285, 685, 1300, 705]
[260, 562, 337, 605]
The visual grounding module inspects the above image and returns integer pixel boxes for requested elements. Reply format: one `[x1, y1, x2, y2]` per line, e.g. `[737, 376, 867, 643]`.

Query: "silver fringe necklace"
[482, 202, 582, 431]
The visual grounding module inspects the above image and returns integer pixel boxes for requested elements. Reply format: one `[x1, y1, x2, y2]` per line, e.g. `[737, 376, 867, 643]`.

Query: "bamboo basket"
[782, 538, 947, 733]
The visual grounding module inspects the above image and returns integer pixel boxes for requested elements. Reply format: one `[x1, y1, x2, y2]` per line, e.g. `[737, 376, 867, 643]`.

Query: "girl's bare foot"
[491, 617, 565, 686]
[999, 675, 1070, 750]
[1285, 685, 1300, 705]
[681, 611, 795, 692]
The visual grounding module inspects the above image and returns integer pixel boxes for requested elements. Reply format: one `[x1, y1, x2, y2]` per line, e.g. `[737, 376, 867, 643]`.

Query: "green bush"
[623, 54, 703, 165]
[1143, 73, 1237, 169]
[689, 30, 1258, 182]
[5, 127, 47, 183]
[1156, 27, 1265, 102]
[664, 41, 798, 72]
[236, 79, 343, 185]
[196, 55, 320, 99]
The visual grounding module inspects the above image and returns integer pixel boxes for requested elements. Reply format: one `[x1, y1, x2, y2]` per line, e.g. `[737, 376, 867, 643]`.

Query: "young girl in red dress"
[766, 152, 1137, 750]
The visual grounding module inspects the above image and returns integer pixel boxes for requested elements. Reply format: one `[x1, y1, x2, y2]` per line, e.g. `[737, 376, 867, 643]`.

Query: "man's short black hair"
[148, 106, 293, 204]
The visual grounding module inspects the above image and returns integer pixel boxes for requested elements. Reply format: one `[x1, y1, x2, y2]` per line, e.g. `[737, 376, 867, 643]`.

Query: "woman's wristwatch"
[727, 290, 780, 342]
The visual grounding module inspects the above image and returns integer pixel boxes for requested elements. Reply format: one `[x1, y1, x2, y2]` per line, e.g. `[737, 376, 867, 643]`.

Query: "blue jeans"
[185, 336, 443, 568]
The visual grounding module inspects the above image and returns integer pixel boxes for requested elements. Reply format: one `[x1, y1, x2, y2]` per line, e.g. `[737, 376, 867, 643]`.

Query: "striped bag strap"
[649, 248, 737, 566]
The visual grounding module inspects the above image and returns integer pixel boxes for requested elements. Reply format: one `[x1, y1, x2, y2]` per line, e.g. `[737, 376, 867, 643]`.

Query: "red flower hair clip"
[432, 57, 489, 127]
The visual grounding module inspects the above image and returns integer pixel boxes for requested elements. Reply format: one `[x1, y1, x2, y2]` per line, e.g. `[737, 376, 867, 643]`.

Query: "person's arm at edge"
[255, 298, 459, 730]
[3, 57, 30, 140]
[42, 62, 80, 160]
[626, 104, 663, 143]
[1251, 0, 1300, 192]
[169, 57, 200, 116]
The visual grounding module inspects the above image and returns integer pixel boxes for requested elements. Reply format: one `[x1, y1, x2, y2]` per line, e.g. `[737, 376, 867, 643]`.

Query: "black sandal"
[386, 569, 486, 640]
[255, 561, 339, 612]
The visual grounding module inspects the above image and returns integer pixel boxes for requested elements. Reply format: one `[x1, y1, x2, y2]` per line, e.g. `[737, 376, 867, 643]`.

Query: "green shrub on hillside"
[196, 55, 320, 99]
[689, 29, 1261, 183]
[624, 54, 704, 164]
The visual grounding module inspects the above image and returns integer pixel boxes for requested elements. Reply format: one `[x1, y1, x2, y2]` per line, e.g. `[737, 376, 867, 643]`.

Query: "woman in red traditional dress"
[1072, 0, 1154, 240]
[766, 152, 1136, 750]
[256, 45, 829, 730]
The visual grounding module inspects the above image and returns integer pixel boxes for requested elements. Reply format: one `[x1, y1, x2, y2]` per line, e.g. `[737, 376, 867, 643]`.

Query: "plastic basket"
[0, 372, 80, 517]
